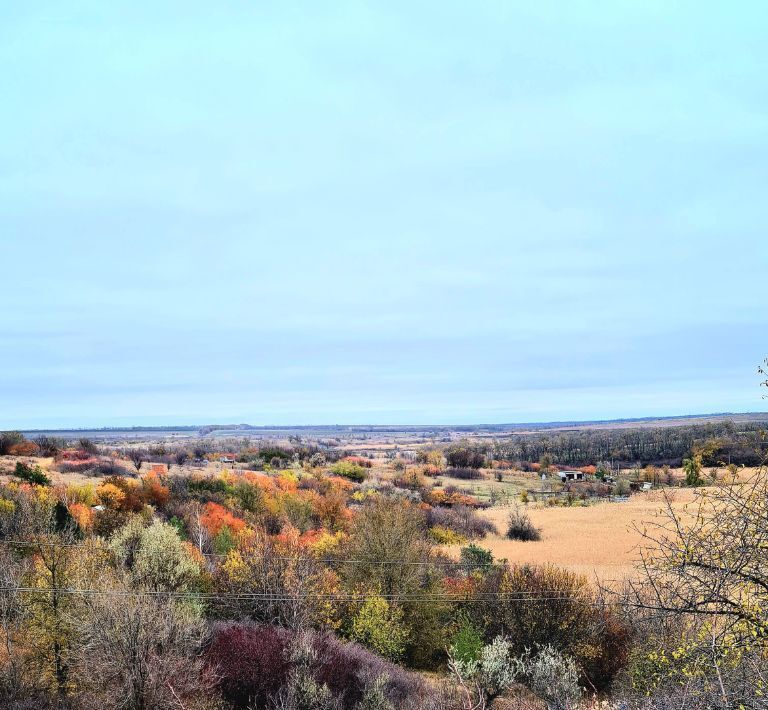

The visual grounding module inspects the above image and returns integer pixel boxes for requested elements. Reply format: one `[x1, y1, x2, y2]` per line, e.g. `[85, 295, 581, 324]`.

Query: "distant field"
[448, 489, 701, 584]
[19, 411, 768, 441]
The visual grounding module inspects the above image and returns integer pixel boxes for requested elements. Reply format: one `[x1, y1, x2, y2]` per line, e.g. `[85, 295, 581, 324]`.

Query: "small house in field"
[558, 470, 585, 482]
[150, 463, 168, 475]
[219, 455, 236, 464]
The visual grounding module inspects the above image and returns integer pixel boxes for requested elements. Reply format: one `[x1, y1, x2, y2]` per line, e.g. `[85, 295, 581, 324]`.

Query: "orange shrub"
[244, 471, 279, 495]
[325, 476, 354, 492]
[200, 502, 246, 537]
[68, 502, 94, 531]
[314, 488, 352, 531]
[9, 441, 39, 456]
[140, 472, 170, 508]
[275, 472, 298, 493]
[59, 449, 92, 461]
[443, 575, 477, 598]
[96, 482, 126, 509]
[428, 489, 482, 508]
[100, 476, 143, 511]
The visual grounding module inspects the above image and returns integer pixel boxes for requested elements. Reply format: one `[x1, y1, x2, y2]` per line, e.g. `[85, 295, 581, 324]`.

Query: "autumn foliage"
[200, 502, 246, 538]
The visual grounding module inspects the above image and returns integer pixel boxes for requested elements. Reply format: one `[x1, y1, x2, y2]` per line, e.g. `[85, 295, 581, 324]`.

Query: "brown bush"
[9, 441, 39, 456]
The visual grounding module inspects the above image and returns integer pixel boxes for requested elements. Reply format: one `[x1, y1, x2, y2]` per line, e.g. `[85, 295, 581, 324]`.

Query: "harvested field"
[449, 489, 701, 584]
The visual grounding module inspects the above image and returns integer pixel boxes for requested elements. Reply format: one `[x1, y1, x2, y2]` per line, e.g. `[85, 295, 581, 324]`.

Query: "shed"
[558, 470, 585, 482]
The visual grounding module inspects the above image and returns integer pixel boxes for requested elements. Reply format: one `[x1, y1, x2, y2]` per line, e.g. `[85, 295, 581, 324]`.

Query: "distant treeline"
[490, 420, 768, 467]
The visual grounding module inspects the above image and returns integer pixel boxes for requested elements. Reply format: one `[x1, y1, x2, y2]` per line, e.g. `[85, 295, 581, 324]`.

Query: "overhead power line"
[0, 585, 610, 605]
[0, 538, 505, 568]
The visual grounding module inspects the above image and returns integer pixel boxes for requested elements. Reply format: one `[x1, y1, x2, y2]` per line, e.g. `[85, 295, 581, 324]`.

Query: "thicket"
[490, 419, 768, 467]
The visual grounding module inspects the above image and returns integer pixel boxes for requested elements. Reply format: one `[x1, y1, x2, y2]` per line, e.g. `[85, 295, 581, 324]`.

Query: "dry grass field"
[449, 489, 702, 584]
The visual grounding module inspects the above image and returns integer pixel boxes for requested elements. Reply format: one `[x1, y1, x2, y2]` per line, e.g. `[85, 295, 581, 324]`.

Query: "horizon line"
[13, 410, 768, 434]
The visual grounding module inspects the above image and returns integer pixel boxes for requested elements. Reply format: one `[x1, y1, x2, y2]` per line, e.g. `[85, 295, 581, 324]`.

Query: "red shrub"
[206, 623, 290, 705]
[59, 449, 94, 461]
[57, 459, 99, 473]
[205, 623, 429, 709]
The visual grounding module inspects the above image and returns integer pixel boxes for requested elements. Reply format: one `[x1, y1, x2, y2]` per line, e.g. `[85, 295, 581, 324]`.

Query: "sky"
[1, 2, 766, 429]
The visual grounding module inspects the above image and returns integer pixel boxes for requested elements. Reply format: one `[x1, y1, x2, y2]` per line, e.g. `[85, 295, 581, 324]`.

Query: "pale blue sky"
[1, 2, 766, 428]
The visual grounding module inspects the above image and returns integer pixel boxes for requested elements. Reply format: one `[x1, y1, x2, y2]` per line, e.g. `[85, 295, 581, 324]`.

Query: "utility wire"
[0, 586, 610, 605]
[0, 538, 505, 568]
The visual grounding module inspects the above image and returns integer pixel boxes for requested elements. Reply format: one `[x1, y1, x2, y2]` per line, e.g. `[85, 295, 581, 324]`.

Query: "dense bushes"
[468, 564, 631, 691]
[330, 460, 368, 482]
[445, 467, 483, 480]
[341, 455, 373, 468]
[56, 458, 131, 477]
[0, 436, 651, 707]
[13, 462, 50, 486]
[426, 505, 496, 539]
[565, 481, 612, 498]
[491, 419, 768, 467]
[445, 444, 486, 469]
[0, 431, 27, 455]
[205, 623, 429, 709]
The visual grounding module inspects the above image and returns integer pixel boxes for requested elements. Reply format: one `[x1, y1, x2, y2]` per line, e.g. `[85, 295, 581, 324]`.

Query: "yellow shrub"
[66, 483, 97, 506]
[429, 525, 467, 545]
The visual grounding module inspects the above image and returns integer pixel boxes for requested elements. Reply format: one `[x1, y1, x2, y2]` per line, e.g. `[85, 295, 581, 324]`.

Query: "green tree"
[341, 499, 450, 667]
[350, 596, 410, 661]
[450, 614, 484, 664]
[13, 462, 50, 486]
[110, 519, 200, 593]
[683, 454, 703, 486]
[460, 544, 494, 576]
[330, 460, 367, 482]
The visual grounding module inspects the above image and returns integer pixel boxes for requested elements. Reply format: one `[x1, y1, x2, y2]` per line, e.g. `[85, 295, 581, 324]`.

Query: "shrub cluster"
[445, 445, 486, 469]
[13, 461, 50, 486]
[445, 467, 484, 480]
[468, 564, 631, 692]
[206, 622, 430, 709]
[426, 505, 496, 539]
[330, 460, 368, 482]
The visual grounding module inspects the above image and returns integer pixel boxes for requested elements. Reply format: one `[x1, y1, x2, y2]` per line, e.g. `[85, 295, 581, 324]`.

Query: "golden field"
[450, 489, 701, 584]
